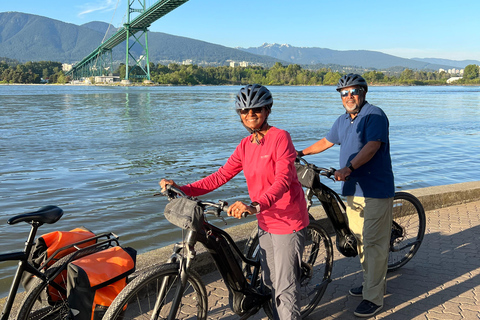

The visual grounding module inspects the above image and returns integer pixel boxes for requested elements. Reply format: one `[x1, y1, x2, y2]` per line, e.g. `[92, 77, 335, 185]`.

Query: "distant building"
[62, 63, 73, 72]
[94, 76, 121, 83]
[446, 76, 462, 83]
[440, 68, 464, 75]
[182, 59, 193, 65]
[230, 61, 249, 67]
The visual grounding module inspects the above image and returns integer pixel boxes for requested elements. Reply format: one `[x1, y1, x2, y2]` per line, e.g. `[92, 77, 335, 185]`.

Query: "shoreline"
[1, 83, 480, 87]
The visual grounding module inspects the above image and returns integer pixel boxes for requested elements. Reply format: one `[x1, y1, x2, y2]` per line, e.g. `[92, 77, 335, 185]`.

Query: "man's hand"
[334, 167, 352, 181]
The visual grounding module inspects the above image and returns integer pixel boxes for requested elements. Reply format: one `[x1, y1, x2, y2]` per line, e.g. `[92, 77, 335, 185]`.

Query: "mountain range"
[238, 43, 476, 71]
[1, 11, 478, 71]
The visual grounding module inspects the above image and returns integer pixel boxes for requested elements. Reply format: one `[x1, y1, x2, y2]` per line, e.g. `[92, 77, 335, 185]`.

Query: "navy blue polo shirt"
[326, 102, 395, 198]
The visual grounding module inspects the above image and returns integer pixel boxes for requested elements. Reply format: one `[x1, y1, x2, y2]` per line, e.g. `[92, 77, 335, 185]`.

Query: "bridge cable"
[93, 0, 121, 73]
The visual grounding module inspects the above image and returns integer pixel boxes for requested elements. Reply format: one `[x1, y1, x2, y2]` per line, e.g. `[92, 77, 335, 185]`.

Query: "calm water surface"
[1, 85, 479, 295]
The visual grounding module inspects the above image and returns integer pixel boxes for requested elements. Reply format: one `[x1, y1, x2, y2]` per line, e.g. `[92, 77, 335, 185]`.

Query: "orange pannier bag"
[22, 227, 97, 303]
[66, 246, 136, 320]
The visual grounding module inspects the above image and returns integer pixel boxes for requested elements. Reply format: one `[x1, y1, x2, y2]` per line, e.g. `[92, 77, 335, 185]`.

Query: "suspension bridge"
[66, 0, 190, 82]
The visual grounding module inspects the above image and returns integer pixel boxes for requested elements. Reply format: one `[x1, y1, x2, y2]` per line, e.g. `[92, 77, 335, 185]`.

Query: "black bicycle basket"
[295, 162, 319, 188]
[164, 197, 205, 232]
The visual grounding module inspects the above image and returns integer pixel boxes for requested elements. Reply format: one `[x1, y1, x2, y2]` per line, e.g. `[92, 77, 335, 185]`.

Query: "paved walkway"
[201, 200, 480, 319]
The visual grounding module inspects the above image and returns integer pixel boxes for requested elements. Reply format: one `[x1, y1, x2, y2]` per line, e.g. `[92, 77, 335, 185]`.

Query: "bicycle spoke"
[388, 192, 426, 272]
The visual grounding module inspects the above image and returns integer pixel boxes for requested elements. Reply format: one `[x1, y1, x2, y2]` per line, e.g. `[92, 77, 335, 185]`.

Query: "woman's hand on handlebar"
[159, 179, 181, 192]
[227, 201, 255, 219]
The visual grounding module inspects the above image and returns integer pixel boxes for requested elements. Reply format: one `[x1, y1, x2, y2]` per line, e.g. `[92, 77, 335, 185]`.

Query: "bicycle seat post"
[24, 221, 42, 258]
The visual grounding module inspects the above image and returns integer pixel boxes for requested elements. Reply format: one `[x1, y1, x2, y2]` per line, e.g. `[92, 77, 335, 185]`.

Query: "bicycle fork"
[151, 231, 197, 320]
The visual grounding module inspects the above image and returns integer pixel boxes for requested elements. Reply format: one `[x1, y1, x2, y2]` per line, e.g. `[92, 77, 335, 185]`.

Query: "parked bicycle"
[244, 156, 426, 303]
[103, 184, 333, 319]
[0, 205, 118, 320]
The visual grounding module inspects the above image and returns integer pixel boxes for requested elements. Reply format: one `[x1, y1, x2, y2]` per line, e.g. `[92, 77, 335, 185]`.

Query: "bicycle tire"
[16, 246, 105, 320]
[388, 192, 426, 272]
[102, 262, 208, 320]
[244, 220, 333, 319]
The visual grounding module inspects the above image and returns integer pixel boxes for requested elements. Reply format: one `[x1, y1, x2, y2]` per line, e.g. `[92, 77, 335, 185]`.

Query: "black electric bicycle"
[245, 157, 426, 280]
[0, 206, 118, 320]
[103, 185, 333, 320]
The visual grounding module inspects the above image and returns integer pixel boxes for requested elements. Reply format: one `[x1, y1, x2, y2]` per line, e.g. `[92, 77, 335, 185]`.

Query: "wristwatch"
[348, 163, 355, 172]
[250, 202, 261, 213]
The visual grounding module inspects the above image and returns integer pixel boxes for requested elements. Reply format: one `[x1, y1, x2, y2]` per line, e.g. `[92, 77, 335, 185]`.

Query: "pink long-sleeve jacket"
[180, 127, 309, 234]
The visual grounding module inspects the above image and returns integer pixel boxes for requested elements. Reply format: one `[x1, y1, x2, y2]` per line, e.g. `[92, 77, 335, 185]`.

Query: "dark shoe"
[349, 285, 363, 297]
[354, 300, 382, 318]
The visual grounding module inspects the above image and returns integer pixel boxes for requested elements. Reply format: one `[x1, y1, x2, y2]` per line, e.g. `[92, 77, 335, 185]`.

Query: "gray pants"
[258, 227, 306, 320]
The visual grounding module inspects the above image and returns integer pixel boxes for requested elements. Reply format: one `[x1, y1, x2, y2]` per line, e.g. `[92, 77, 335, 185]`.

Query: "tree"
[463, 64, 479, 80]
[363, 71, 384, 83]
[323, 71, 341, 85]
[400, 68, 414, 81]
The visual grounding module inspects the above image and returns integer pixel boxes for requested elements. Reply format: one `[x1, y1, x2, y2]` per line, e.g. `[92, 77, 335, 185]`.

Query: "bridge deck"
[69, 0, 189, 76]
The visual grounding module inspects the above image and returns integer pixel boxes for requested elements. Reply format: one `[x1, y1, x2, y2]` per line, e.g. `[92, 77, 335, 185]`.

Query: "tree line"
[119, 62, 480, 86]
[2, 57, 479, 86]
[0, 60, 67, 84]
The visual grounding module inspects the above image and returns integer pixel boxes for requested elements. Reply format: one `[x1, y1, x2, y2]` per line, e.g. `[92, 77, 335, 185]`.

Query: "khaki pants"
[346, 196, 393, 306]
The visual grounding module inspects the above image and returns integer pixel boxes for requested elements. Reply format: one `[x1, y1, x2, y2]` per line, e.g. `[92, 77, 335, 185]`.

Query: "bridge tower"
[66, 0, 190, 81]
[124, 0, 151, 82]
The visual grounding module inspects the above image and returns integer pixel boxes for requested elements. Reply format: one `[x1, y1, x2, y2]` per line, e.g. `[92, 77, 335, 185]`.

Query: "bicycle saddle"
[7, 205, 64, 225]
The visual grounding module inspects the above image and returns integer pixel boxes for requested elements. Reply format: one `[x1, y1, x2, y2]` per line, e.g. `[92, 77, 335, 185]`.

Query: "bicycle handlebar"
[160, 184, 250, 218]
[296, 156, 350, 181]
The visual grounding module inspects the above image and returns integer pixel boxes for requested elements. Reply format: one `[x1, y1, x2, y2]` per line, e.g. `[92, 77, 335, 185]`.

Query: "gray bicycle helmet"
[235, 84, 273, 112]
[336, 73, 368, 92]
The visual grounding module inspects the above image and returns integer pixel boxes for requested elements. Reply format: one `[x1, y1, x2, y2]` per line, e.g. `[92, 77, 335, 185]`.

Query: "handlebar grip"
[224, 205, 250, 218]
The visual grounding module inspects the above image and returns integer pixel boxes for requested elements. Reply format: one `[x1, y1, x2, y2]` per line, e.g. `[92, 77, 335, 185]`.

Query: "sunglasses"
[239, 107, 264, 115]
[340, 88, 364, 97]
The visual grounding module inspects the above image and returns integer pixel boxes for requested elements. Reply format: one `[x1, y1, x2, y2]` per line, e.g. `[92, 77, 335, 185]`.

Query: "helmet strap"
[244, 120, 269, 145]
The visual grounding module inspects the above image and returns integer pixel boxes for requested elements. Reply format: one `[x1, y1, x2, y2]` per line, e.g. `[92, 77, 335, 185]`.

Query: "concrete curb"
[136, 181, 480, 275]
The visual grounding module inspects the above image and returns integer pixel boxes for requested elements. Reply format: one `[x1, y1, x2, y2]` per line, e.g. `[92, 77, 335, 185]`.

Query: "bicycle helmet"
[235, 84, 273, 112]
[336, 73, 368, 93]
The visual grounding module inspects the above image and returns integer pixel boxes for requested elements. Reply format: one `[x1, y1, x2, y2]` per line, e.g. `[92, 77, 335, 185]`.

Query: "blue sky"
[4, 0, 480, 61]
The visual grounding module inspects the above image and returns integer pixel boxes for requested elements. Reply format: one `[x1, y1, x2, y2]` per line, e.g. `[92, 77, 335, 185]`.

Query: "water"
[0, 84, 479, 296]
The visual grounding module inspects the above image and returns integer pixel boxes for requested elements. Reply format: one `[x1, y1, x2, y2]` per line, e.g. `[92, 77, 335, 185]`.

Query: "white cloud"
[78, 0, 119, 16]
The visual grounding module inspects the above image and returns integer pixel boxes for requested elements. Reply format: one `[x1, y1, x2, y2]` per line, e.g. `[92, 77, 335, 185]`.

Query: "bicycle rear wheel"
[388, 192, 426, 272]
[16, 247, 105, 320]
[102, 262, 207, 320]
[244, 220, 333, 319]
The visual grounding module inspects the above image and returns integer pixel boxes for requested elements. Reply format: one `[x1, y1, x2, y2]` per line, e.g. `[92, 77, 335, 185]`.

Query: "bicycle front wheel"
[244, 220, 334, 319]
[388, 192, 426, 272]
[102, 262, 208, 320]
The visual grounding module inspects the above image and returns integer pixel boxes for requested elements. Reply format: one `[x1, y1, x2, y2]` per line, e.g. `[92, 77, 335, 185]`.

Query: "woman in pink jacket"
[160, 84, 309, 320]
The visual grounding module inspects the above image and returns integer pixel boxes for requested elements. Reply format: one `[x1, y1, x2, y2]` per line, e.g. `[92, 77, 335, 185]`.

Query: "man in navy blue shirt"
[298, 74, 394, 318]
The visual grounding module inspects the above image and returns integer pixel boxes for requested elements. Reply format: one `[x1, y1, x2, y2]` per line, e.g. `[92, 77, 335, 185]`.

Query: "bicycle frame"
[166, 218, 268, 317]
[307, 179, 358, 253]
[1, 221, 47, 320]
[296, 158, 359, 258]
